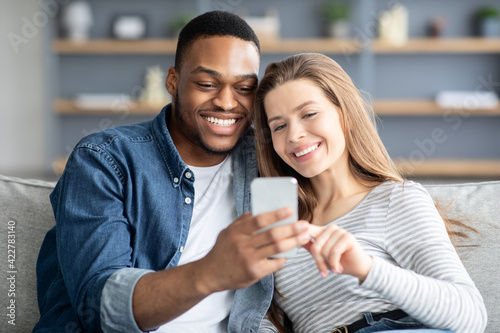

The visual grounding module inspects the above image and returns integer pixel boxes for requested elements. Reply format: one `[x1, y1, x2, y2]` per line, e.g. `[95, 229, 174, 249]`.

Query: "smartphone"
[251, 177, 298, 258]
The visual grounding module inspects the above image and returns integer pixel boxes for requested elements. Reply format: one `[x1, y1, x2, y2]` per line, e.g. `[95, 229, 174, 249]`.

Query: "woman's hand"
[304, 224, 373, 282]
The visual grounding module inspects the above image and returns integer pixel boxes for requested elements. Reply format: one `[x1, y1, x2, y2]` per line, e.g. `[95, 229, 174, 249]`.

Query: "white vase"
[61, 1, 93, 41]
[327, 21, 350, 38]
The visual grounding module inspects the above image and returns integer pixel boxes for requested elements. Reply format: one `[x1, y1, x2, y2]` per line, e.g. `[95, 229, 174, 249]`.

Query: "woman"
[253, 53, 487, 333]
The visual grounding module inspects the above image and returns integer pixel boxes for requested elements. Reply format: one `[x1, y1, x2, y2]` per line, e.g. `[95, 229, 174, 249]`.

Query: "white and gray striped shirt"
[259, 181, 487, 333]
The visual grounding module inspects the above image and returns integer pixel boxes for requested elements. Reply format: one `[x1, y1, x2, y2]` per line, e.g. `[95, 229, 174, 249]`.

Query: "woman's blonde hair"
[254, 53, 403, 221]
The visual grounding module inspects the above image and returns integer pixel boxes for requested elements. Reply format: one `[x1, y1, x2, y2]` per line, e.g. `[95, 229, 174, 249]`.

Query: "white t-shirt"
[158, 155, 236, 333]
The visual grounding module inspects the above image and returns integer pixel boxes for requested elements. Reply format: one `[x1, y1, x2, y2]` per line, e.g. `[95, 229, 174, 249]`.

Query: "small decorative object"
[112, 15, 147, 40]
[61, 1, 93, 41]
[241, 9, 280, 41]
[475, 6, 500, 37]
[320, 0, 350, 38]
[436, 90, 499, 109]
[169, 13, 196, 38]
[378, 4, 409, 46]
[75, 93, 132, 110]
[428, 16, 448, 38]
[140, 66, 171, 107]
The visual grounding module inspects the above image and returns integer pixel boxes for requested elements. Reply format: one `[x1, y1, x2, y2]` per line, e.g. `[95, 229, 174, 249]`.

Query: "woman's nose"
[287, 122, 306, 143]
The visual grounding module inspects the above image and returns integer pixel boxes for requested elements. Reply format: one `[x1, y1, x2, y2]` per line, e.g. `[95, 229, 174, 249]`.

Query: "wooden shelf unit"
[372, 38, 500, 54]
[53, 38, 362, 55]
[52, 35, 500, 178]
[374, 100, 500, 116]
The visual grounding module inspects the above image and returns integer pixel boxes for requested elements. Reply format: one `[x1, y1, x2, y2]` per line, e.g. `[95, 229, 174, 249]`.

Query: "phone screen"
[251, 177, 298, 258]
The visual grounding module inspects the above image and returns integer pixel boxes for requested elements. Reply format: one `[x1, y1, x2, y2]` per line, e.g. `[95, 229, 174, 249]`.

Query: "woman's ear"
[166, 66, 178, 95]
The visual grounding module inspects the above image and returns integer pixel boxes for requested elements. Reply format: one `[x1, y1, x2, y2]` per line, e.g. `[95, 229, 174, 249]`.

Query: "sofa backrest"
[0, 175, 498, 332]
[0, 175, 56, 332]
[424, 181, 500, 333]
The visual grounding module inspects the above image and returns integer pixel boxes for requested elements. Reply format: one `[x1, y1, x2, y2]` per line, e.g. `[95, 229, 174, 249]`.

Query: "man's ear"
[166, 66, 178, 95]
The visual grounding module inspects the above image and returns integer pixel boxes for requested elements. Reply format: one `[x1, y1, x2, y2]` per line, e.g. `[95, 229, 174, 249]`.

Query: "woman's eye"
[273, 124, 286, 132]
[304, 112, 317, 119]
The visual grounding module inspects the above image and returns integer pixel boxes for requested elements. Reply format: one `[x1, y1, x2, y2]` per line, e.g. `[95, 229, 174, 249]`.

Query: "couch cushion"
[0, 174, 55, 332]
[424, 181, 500, 333]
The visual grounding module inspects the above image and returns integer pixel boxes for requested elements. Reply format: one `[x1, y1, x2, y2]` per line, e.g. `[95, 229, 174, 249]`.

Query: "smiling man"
[34, 11, 311, 333]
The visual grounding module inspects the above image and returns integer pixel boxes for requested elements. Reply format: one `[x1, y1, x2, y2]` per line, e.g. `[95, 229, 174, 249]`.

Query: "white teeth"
[205, 116, 237, 127]
[295, 144, 319, 157]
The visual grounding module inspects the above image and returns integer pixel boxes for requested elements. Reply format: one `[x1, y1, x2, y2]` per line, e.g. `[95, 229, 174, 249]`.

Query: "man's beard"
[174, 92, 240, 156]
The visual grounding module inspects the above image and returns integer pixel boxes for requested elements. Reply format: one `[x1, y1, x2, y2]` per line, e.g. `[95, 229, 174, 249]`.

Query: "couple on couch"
[34, 11, 486, 333]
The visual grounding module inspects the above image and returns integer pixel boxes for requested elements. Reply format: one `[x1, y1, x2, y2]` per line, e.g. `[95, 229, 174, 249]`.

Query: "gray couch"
[0, 174, 499, 332]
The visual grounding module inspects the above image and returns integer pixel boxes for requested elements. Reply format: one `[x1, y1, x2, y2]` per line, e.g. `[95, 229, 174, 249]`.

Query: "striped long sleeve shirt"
[259, 181, 487, 333]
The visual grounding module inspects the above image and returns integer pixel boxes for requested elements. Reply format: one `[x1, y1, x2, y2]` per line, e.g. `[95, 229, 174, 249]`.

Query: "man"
[35, 11, 310, 333]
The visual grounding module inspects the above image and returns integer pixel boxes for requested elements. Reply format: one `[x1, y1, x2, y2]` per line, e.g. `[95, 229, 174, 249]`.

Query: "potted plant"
[320, 0, 351, 38]
[170, 13, 196, 38]
[476, 5, 499, 37]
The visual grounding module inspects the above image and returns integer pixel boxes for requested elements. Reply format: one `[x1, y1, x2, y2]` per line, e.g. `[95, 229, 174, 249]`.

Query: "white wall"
[0, 0, 47, 177]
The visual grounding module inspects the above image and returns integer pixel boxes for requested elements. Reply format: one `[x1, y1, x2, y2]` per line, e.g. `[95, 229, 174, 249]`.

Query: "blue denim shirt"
[35, 105, 273, 333]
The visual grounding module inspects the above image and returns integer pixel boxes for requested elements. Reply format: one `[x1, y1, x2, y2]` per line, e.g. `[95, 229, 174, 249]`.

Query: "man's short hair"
[175, 10, 260, 70]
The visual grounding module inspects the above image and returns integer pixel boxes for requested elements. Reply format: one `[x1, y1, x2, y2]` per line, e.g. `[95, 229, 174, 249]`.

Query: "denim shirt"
[35, 105, 273, 333]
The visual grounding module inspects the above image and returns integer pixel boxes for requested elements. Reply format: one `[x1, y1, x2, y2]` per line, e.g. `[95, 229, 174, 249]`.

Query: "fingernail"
[299, 232, 310, 242]
[278, 207, 291, 218]
[320, 271, 328, 278]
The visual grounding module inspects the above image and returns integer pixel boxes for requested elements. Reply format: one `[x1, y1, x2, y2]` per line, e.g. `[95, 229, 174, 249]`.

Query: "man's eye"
[197, 83, 215, 88]
[237, 86, 256, 94]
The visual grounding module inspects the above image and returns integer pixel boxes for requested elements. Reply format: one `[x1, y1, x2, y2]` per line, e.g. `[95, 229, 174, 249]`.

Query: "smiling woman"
[253, 53, 487, 333]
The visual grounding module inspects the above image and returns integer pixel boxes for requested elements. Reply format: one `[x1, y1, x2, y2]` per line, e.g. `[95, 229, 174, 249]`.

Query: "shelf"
[395, 159, 500, 178]
[54, 99, 160, 115]
[53, 39, 179, 54]
[374, 100, 500, 116]
[53, 38, 362, 55]
[259, 38, 361, 54]
[53, 38, 500, 55]
[373, 38, 500, 54]
[55, 98, 500, 116]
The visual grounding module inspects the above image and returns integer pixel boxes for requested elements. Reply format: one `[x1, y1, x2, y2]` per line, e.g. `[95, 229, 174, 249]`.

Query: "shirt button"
[184, 197, 192, 204]
[179, 246, 184, 253]
[185, 172, 192, 179]
[173, 177, 179, 184]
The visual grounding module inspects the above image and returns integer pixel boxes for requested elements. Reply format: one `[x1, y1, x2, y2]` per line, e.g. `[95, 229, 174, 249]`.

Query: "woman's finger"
[306, 225, 338, 277]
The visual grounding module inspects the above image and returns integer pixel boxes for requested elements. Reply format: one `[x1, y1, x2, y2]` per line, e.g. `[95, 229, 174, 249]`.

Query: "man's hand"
[133, 208, 310, 331]
[198, 208, 311, 294]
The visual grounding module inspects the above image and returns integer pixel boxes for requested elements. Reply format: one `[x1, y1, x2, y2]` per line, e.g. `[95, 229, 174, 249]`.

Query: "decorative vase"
[61, 1, 93, 41]
[378, 4, 409, 46]
[327, 21, 350, 38]
[479, 18, 500, 37]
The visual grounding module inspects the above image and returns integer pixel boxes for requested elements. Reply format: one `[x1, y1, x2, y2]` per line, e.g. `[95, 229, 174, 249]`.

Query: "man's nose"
[213, 86, 237, 111]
